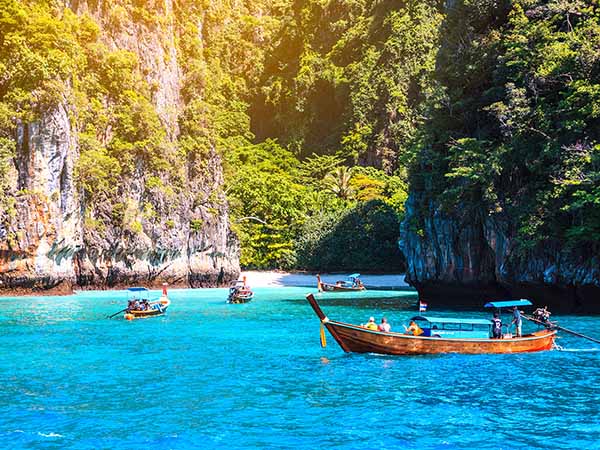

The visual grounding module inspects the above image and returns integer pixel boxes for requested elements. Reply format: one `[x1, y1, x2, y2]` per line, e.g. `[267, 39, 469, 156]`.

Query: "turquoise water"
[1, 287, 599, 449]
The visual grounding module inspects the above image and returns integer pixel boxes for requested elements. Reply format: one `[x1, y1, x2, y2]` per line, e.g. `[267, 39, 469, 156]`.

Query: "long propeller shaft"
[522, 314, 600, 345]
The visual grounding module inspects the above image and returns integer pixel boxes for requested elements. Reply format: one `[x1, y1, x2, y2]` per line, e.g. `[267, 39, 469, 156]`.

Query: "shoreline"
[0, 272, 413, 296]
[240, 271, 412, 290]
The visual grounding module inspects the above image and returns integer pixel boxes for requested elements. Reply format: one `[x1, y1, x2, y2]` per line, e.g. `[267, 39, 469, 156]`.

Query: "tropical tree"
[323, 166, 355, 200]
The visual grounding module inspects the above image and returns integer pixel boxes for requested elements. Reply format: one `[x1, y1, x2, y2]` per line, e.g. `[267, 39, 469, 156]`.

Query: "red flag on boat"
[419, 300, 428, 312]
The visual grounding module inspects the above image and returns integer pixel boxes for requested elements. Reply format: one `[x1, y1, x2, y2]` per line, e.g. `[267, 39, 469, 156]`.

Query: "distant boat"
[227, 276, 254, 303]
[124, 285, 170, 320]
[317, 273, 366, 292]
[306, 294, 556, 355]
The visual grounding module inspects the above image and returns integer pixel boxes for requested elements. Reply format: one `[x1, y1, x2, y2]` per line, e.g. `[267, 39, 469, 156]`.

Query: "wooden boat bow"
[306, 293, 327, 321]
[306, 294, 351, 352]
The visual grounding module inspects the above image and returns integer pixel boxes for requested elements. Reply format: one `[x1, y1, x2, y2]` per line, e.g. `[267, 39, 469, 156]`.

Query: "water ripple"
[0, 287, 598, 449]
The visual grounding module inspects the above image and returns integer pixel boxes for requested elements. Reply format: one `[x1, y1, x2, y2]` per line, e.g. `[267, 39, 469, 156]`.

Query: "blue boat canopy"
[410, 316, 492, 326]
[484, 299, 532, 308]
[348, 273, 361, 279]
[127, 287, 149, 292]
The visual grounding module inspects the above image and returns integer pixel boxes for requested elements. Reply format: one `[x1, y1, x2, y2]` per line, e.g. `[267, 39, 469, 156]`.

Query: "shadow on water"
[282, 292, 418, 312]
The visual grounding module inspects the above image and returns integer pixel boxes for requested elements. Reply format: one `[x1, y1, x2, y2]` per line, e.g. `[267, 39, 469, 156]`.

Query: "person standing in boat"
[512, 306, 522, 337]
[491, 312, 502, 338]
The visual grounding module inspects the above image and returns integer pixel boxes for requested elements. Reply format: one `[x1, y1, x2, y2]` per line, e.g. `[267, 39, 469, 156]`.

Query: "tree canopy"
[3, 0, 598, 272]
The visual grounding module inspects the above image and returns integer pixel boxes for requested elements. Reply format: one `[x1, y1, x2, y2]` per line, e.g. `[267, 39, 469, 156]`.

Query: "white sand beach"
[240, 271, 412, 289]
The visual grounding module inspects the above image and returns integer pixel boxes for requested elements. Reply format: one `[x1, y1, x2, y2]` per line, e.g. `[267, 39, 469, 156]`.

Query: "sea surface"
[0, 287, 599, 449]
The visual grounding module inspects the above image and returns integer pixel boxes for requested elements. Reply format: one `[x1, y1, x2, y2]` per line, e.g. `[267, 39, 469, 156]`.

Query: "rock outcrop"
[0, 104, 82, 293]
[0, 2, 239, 294]
[400, 192, 600, 312]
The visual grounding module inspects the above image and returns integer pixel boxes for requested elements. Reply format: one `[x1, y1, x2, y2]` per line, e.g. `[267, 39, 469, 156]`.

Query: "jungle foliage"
[413, 0, 600, 254]
[3, 0, 599, 270]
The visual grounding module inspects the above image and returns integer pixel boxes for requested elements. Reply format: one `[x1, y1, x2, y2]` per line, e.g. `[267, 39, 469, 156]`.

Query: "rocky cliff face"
[0, 2, 239, 293]
[400, 192, 600, 312]
[0, 104, 82, 293]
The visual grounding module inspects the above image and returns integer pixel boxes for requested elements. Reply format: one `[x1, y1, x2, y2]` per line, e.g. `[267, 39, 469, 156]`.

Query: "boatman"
[491, 312, 502, 339]
[533, 306, 551, 324]
[512, 306, 522, 337]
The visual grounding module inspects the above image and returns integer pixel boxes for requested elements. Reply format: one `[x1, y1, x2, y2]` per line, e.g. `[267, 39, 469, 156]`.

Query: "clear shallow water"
[0, 287, 599, 449]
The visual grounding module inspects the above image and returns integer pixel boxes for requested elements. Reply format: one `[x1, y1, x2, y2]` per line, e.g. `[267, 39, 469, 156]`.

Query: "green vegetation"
[0, 0, 182, 236]
[224, 140, 406, 269]
[411, 0, 600, 255]
[3, 0, 598, 271]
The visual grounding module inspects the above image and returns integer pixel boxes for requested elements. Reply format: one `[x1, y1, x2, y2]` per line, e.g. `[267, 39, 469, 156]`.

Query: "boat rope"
[320, 323, 327, 348]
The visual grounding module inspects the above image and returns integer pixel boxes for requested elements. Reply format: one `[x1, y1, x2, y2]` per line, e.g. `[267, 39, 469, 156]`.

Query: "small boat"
[306, 294, 556, 355]
[227, 276, 254, 304]
[124, 285, 170, 320]
[317, 273, 366, 292]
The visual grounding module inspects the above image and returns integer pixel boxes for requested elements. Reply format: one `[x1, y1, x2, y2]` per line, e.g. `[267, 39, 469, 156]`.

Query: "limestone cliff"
[0, 2, 239, 293]
[398, 0, 600, 313]
[400, 193, 600, 312]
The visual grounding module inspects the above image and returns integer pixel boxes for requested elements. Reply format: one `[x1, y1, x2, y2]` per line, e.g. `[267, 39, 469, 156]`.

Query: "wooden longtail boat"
[306, 294, 556, 355]
[124, 285, 170, 320]
[317, 273, 366, 292]
[227, 276, 254, 303]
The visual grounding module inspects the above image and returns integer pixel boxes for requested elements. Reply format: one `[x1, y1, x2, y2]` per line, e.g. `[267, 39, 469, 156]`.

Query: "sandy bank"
[240, 271, 412, 289]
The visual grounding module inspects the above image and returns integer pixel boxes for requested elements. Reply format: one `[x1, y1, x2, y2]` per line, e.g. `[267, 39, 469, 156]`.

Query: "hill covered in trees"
[1, 1, 599, 301]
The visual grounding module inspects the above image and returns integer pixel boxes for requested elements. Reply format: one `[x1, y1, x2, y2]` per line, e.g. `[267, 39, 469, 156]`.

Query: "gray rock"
[400, 191, 600, 312]
[0, 3, 240, 293]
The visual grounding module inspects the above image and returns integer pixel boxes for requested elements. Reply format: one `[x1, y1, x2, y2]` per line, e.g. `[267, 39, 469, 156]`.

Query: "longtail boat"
[317, 273, 366, 292]
[124, 285, 170, 320]
[306, 294, 556, 355]
[227, 276, 254, 303]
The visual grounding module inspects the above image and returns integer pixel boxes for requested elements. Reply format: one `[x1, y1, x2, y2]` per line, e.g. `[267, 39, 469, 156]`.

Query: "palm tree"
[323, 166, 354, 200]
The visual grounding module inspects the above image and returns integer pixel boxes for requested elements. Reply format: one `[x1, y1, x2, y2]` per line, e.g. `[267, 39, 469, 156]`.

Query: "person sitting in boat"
[404, 320, 423, 336]
[378, 317, 391, 332]
[128, 299, 140, 311]
[491, 312, 502, 339]
[140, 300, 150, 311]
[363, 317, 378, 330]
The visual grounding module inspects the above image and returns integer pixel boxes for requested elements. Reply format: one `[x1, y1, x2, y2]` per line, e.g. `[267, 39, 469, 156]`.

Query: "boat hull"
[325, 321, 556, 355]
[318, 282, 366, 292]
[227, 293, 253, 304]
[306, 294, 555, 355]
[316, 274, 366, 292]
